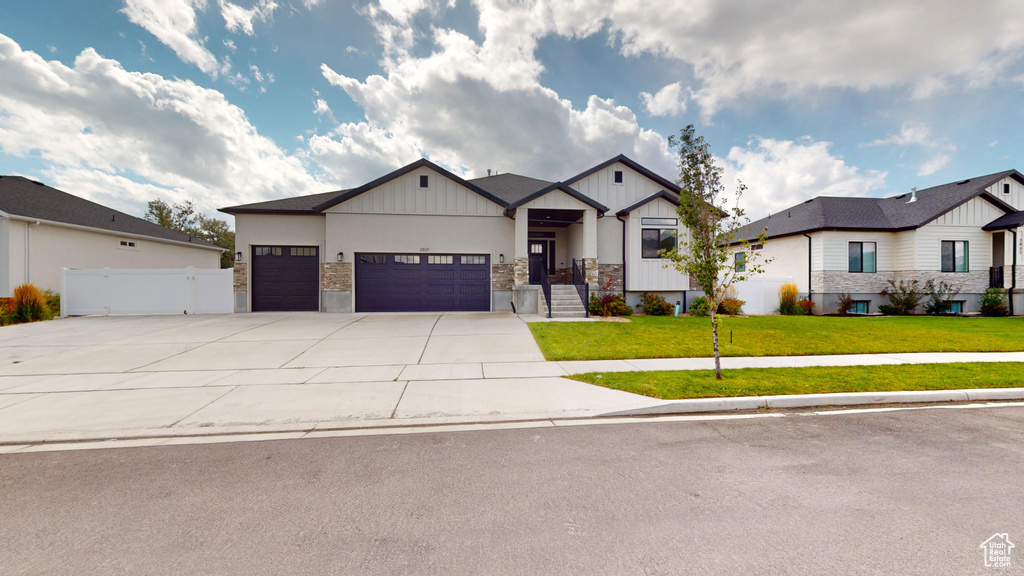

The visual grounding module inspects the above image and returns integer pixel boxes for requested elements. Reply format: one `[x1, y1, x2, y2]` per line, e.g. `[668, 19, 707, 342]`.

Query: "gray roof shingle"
[466, 173, 553, 205]
[220, 189, 350, 214]
[736, 170, 1023, 242]
[0, 176, 220, 249]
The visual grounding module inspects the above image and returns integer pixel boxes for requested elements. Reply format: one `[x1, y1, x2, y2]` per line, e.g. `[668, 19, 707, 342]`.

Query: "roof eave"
[506, 182, 609, 214]
[565, 154, 682, 194]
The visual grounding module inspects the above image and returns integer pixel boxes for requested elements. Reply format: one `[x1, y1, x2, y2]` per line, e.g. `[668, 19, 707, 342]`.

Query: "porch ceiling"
[527, 208, 584, 228]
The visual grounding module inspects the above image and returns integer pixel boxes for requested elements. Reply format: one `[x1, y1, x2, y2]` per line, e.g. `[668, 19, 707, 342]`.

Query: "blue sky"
[1, 0, 1022, 223]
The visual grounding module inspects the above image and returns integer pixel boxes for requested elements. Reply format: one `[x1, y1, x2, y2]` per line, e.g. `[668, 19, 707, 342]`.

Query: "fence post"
[103, 267, 111, 316]
[186, 265, 196, 314]
[59, 267, 67, 318]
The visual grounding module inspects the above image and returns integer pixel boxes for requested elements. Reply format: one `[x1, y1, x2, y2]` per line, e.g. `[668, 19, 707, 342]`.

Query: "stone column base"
[514, 257, 529, 285]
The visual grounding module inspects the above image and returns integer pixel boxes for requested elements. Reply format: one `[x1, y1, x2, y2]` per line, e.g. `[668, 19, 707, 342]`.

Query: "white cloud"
[721, 137, 888, 218]
[219, 0, 278, 36]
[223, 38, 237, 52]
[121, 0, 227, 77]
[313, 98, 336, 124]
[640, 82, 688, 117]
[0, 33, 322, 217]
[917, 153, 951, 176]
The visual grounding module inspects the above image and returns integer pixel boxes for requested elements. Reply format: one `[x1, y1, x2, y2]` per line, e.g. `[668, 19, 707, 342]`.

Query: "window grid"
[460, 255, 486, 265]
[254, 247, 283, 256]
[395, 255, 420, 264]
[428, 255, 453, 265]
[290, 247, 316, 257]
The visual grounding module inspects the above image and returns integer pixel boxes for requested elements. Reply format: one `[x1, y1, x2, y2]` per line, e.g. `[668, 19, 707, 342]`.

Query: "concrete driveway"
[0, 313, 663, 444]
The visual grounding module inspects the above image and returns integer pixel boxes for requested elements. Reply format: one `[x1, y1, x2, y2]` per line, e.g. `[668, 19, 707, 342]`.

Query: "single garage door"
[355, 253, 490, 312]
[251, 246, 319, 311]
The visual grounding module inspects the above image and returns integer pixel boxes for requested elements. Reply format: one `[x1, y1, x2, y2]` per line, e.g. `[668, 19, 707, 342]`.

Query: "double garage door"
[355, 253, 490, 312]
[250, 247, 490, 312]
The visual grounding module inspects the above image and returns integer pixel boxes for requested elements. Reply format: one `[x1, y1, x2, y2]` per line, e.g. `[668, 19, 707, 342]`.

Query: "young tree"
[662, 125, 770, 379]
[144, 199, 236, 269]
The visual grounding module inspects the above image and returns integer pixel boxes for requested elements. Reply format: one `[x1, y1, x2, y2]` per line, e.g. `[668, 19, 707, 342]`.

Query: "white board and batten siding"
[62, 267, 232, 316]
[986, 176, 1024, 211]
[624, 198, 690, 291]
[912, 196, 1007, 270]
[329, 167, 504, 216]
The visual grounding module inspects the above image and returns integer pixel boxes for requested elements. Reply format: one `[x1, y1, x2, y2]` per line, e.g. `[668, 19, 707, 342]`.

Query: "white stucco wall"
[325, 213, 514, 262]
[4, 219, 220, 296]
[234, 214, 326, 259]
[736, 234, 812, 293]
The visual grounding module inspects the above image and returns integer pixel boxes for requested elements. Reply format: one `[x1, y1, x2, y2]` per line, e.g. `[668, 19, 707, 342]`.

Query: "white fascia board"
[5, 214, 225, 252]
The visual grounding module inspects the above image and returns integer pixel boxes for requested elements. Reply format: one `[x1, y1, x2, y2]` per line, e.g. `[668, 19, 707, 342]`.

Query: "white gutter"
[6, 214, 225, 252]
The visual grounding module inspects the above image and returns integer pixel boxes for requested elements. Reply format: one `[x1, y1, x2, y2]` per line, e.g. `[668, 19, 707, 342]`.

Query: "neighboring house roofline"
[504, 181, 609, 213]
[564, 154, 682, 193]
[616, 190, 680, 217]
[312, 158, 509, 213]
[5, 214, 225, 252]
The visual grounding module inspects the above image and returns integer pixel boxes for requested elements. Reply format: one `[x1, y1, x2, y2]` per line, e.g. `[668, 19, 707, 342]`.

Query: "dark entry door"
[355, 253, 490, 312]
[528, 241, 548, 284]
[251, 246, 319, 312]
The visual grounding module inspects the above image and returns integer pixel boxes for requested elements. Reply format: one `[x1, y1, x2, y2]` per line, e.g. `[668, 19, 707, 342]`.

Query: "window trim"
[848, 241, 876, 273]
[641, 228, 677, 259]
[418, 174, 429, 188]
[118, 239, 139, 250]
[613, 170, 624, 184]
[1004, 183, 1011, 194]
[641, 217, 678, 226]
[851, 301, 870, 314]
[940, 240, 969, 273]
[734, 252, 746, 272]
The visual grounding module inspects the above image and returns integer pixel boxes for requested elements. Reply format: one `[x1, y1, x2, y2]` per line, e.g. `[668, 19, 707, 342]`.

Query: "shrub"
[589, 293, 632, 316]
[796, 299, 815, 315]
[980, 287, 1009, 317]
[640, 292, 673, 316]
[689, 297, 711, 317]
[877, 304, 897, 316]
[881, 279, 926, 315]
[0, 298, 12, 326]
[836, 293, 855, 316]
[42, 289, 61, 318]
[717, 298, 745, 316]
[11, 284, 52, 323]
[924, 280, 962, 315]
[778, 282, 799, 315]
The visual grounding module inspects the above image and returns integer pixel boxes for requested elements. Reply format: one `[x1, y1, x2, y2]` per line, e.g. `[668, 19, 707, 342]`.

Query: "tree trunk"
[710, 305, 722, 379]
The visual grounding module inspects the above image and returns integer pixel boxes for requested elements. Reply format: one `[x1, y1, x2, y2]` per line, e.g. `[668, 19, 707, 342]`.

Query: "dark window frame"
[614, 170, 623, 184]
[848, 241, 876, 273]
[641, 217, 678, 226]
[1004, 183, 1011, 194]
[941, 240, 969, 273]
[641, 228, 677, 259]
[851, 301, 870, 314]
[419, 175, 429, 188]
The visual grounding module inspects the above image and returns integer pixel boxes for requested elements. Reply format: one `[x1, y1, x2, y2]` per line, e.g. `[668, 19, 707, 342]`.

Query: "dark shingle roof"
[984, 210, 1024, 231]
[220, 189, 350, 214]
[467, 173, 553, 205]
[735, 170, 1023, 242]
[0, 176, 220, 249]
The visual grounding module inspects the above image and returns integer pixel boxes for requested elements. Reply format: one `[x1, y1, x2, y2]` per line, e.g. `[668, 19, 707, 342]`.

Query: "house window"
[948, 301, 964, 314]
[290, 247, 316, 257]
[460, 255, 486, 265]
[941, 240, 969, 272]
[750, 244, 764, 250]
[642, 229, 677, 258]
[359, 254, 386, 264]
[428, 255, 453, 265]
[419, 175, 429, 188]
[851, 301, 870, 314]
[614, 170, 623, 184]
[849, 242, 876, 273]
[1004, 183, 1011, 194]
[734, 252, 746, 272]
[641, 217, 677, 226]
[395, 254, 420, 264]
[118, 239, 138, 249]
[254, 246, 282, 256]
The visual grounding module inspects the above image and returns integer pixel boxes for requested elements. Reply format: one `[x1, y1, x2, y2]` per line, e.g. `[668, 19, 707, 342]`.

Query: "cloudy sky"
[1, 0, 1022, 223]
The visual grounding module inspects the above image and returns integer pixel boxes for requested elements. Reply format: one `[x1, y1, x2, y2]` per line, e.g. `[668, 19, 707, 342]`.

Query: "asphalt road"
[3, 405, 1023, 575]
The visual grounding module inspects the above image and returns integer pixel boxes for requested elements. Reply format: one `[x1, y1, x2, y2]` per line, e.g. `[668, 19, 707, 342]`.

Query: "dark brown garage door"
[355, 253, 490, 312]
[251, 246, 319, 311]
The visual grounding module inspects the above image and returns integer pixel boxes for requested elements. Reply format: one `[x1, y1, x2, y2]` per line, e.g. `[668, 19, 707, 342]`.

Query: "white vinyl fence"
[61, 267, 233, 316]
[731, 276, 795, 315]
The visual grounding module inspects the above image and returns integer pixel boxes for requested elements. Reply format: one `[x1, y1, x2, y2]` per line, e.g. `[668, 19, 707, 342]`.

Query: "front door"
[528, 241, 548, 284]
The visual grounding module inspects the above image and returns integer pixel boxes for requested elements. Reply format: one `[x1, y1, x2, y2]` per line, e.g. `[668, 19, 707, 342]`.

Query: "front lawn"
[529, 315, 1024, 360]
[568, 362, 1024, 399]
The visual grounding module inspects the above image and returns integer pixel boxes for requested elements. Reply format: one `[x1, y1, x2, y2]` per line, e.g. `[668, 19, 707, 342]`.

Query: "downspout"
[1011, 227, 1018, 316]
[616, 214, 627, 298]
[802, 233, 812, 302]
[26, 220, 41, 284]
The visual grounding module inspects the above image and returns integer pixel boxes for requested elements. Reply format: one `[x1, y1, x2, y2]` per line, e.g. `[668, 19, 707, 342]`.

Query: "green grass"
[529, 315, 1024, 361]
[569, 362, 1024, 399]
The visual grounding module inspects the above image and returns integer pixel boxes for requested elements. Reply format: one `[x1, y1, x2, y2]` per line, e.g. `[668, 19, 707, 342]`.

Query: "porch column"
[514, 208, 529, 285]
[583, 208, 599, 285]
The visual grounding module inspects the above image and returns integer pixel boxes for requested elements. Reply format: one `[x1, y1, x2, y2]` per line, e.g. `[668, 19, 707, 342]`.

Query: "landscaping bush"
[877, 304, 897, 316]
[980, 287, 1009, 317]
[796, 299, 815, 315]
[42, 289, 61, 318]
[924, 280, 962, 315]
[778, 282, 799, 315]
[717, 298, 745, 316]
[589, 293, 632, 316]
[0, 298, 13, 326]
[881, 279, 926, 315]
[689, 297, 711, 317]
[836, 293, 855, 316]
[640, 292, 673, 316]
[11, 283, 52, 323]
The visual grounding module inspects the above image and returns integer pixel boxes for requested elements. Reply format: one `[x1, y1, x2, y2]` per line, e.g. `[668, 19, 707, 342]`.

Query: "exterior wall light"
[499, 253, 505, 264]
[235, 251, 242, 262]
[337, 252, 344, 262]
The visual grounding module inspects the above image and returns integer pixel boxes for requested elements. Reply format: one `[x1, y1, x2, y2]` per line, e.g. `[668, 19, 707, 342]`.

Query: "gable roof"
[616, 191, 680, 216]
[467, 173, 553, 205]
[313, 158, 508, 212]
[504, 182, 608, 213]
[735, 170, 1024, 242]
[220, 189, 351, 215]
[0, 176, 220, 249]
[564, 154, 682, 194]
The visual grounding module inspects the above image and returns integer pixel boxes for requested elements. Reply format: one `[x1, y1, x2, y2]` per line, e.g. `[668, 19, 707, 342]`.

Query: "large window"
[848, 242, 876, 273]
[734, 252, 746, 272]
[941, 240, 969, 272]
[642, 229, 676, 258]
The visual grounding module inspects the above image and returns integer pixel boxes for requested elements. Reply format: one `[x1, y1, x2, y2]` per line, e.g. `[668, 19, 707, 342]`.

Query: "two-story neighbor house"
[220, 155, 696, 314]
[734, 170, 1024, 315]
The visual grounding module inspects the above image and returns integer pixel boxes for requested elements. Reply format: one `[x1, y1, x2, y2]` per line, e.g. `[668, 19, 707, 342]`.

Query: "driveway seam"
[390, 381, 410, 419]
[165, 386, 239, 429]
[416, 314, 444, 365]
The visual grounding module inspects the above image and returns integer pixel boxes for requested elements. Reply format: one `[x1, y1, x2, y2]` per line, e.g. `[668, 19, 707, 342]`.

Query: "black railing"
[531, 257, 552, 318]
[990, 266, 1005, 289]
[572, 259, 590, 318]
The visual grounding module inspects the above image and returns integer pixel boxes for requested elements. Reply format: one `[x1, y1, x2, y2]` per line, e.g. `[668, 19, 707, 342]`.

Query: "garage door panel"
[355, 253, 489, 312]
[251, 246, 319, 312]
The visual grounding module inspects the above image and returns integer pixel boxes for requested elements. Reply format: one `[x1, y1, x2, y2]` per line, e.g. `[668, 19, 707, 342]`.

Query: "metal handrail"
[531, 257, 552, 318]
[990, 266, 1005, 289]
[572, 259, 590, 318]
